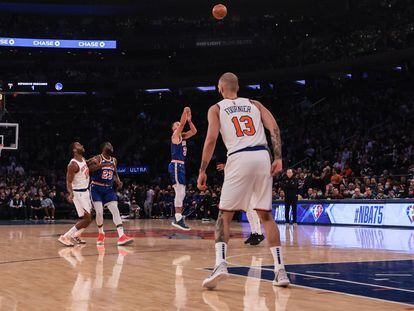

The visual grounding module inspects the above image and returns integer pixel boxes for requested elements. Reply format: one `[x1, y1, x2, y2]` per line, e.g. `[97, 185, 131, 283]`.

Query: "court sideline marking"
[202, 267, 414, 308]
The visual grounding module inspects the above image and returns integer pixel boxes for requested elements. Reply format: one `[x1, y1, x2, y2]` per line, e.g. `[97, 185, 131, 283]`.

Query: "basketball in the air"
[212, 4, 227, 20]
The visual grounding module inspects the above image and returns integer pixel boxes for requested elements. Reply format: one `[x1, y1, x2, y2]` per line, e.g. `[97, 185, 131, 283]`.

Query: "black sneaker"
[244, 233, 254, 244]
[250, 234, 265, 246]
[172, 218, 191, 231]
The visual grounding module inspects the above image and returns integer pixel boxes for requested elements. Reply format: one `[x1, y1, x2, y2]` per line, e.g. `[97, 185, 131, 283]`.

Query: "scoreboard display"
[0, 81, 114, 93]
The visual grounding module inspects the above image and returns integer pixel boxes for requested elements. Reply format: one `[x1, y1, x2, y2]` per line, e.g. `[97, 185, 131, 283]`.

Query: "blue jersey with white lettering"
[171, 139, 187, 162]
[90, 155, 115, 187]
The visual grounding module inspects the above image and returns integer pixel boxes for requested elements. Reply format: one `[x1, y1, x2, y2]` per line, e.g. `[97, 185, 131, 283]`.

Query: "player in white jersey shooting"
[58, 142, 93, 247]
[198, 72, 290, 289]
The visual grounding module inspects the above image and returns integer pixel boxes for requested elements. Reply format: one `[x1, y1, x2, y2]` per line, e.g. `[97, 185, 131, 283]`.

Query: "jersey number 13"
[231, 116, 256, 137]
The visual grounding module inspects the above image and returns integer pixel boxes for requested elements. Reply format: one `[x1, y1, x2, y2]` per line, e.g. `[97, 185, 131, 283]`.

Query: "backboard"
[0, 123, 19, 150]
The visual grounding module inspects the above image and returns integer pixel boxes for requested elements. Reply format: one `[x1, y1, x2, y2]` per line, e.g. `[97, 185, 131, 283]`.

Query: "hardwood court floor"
[0, 219, 412, 310]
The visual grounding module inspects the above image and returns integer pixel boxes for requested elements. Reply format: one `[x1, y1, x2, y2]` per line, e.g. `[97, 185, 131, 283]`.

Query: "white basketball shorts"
[73, 190, 92, 217]
[219, 150, 272, 212]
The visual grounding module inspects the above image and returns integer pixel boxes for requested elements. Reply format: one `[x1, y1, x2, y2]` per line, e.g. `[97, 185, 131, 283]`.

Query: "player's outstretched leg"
[245, 207, 264, 246]
[202, 211, 233, 289]
[93, 201, 106, 245]
[59, 212, 92, 247]
[171, 184, 190, 231]
[256, 210, 290, 287]
[106, 201, 134, 246]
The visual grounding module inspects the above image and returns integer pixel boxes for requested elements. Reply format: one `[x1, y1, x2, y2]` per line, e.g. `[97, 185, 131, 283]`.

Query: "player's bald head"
[218, 72, 239, 93]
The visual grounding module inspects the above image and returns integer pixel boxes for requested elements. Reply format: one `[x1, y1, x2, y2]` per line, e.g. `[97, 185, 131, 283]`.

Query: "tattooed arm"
[251, 100, 283, 176]
[197, 105, 220, 190]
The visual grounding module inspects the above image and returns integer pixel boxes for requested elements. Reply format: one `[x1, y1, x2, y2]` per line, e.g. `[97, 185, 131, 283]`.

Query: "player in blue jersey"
[169, 107, 197, 230]
[88, 142, 134, 246]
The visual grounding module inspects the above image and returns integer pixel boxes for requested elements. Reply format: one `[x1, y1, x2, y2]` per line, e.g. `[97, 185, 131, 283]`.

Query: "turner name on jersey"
[223, 105, 251, 115]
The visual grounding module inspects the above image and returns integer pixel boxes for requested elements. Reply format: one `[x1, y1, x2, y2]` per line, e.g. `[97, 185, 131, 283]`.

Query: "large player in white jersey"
[58, 142, 93, 247]
[197, 72, 290, 289]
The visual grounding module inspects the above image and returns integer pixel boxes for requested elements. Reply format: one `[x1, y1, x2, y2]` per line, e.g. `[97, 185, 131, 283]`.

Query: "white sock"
[98, 225, 104, 234]
[247, 209, 262, 235]
[257, 226, 262, 235]
[74, 228, 85, 238]
[215, 242, 227, 267]
[175, 213, 183, 222]
[116, 225, 124, 237]
[270, 246, 285, 271]
[254, 214, 262, 235]
[64, 226, 78, 238]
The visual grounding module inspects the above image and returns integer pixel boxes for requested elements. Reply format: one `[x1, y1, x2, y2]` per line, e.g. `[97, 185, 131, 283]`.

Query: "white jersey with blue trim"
[217, 97, 267, 156]
[69, 158, 90, 190]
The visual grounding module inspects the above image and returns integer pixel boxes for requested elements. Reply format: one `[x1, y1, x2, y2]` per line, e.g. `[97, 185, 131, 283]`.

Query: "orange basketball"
[212, 4, 227, 20]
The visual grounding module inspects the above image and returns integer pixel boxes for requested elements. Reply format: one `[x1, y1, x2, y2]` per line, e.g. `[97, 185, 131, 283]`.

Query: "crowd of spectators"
[0, 169, 65, 220]
[0, 1, 414, 220]
[0, 75, 413, 220]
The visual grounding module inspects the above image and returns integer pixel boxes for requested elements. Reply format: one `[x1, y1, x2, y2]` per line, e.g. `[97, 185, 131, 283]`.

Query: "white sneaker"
[273, 269, 290, 287]
[202, 262, 229, 289]
[58, 235, 74, 247]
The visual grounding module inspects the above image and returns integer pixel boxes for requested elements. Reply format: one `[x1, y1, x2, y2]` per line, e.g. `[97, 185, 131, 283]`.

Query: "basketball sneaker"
[202, 262, 229, 289]
[58, 235, 74, 247]
[172, 218, 191, 231]
[72, 236, 86, 244]
[117, 234, 134, 246]
[96, 233, 105, 245]
[244, 233, 254, 244]
[250, 233, 265, 246]
[272, 269, 290, 287]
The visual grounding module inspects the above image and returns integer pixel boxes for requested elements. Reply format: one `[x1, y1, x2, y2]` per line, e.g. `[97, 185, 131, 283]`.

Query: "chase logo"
[406, 205, 414, 223]
[0, 38, 14, 45]
[311, 204, 323, 221]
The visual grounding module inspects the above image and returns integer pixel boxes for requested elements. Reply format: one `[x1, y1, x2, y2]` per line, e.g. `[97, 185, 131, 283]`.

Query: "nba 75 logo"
[311, 204, 324, 221]
[406, 205, 414, 223]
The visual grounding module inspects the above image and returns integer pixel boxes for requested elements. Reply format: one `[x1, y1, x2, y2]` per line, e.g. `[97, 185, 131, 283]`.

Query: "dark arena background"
[0, 0, 413, 310]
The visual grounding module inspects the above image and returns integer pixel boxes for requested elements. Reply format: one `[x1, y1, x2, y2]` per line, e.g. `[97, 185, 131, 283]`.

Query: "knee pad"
[174, 184, 186, 207]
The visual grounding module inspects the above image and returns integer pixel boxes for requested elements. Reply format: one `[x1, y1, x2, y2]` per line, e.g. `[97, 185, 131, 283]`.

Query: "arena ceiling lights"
[196, 86, 216, 92]
[144, 88, 171, 93]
